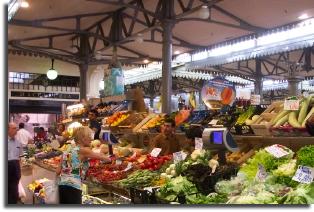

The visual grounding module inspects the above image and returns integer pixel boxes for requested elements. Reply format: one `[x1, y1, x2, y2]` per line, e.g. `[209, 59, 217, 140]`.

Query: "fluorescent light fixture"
[298, 14, 309, 20]
[20, 1, 29, 8]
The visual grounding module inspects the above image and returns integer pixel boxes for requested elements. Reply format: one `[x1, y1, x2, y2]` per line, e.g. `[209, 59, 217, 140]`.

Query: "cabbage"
[280, 183, 314, 204]
[272, 159, 297, 177]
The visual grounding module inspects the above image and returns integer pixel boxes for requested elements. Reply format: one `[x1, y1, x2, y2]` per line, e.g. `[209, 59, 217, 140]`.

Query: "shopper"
[148, 118, 180, 156]
[88, 109, 101, 140]
[8, 122, 23, 204]
[56, 126, 111, 204]
[16, 123, 33, 147]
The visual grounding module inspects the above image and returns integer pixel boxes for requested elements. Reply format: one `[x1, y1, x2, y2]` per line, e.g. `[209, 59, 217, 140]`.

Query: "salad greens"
[296, 145, 314, 167]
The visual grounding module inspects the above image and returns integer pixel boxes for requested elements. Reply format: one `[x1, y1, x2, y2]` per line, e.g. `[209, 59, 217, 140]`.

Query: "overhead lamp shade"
[198, 5, 210, 19]
[47, 69, 58, 80]
[135, 33, 144, 43]
[47, 58, 58, 80]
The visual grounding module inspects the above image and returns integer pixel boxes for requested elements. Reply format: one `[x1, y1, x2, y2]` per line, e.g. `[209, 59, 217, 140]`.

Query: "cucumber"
[288, 111, 301, 128]
[271, 110, 290, 125]
[298, 97, 311, 124]
[274, 114, 289, 127]
[302, 107, 314, 127]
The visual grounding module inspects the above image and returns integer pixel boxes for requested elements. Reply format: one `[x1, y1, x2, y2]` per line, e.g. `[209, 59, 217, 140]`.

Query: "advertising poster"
[103, 68, 124, 97]
[201, 77, 236, 109]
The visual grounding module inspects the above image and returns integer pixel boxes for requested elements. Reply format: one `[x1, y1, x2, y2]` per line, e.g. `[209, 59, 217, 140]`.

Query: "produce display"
[105, 111, 129, 126]
[42, 156, 61, 169]
[28, 178, 50, 199]
[119, 170, 159, 189]
[139, 154, 172, 171]
[140, 114, 165, 131]
[118, 113, 147, 128]
[96, 102, 128, 117]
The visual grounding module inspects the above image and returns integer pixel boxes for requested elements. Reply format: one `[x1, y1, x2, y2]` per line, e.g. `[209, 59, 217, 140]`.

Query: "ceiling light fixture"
[135, 33, 144, 43]
[198, 5, 210, 19]
[20, 1, 29, 8]
[298, 14, 309, 20]
[174, 50, 181, 55]
[47, 59, 58, 80]
[143, 59, 149, 64]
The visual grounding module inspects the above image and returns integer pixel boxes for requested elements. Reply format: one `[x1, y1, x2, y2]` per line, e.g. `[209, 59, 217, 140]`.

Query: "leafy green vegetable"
[296, 145, 314, 167]
[279, 183, 314, 204]
[186, 193, 227, 204]
[118, 170, 158, 188]
[239, 148, 293, 181]
[157, 176, 198, 202]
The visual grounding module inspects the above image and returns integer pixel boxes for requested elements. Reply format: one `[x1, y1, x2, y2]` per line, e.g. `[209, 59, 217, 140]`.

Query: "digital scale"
[99, 128, 119, 156]
[202, 127, 239, 165]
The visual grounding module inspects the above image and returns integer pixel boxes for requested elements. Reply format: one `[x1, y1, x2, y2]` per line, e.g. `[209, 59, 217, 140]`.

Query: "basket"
[250, 123, 272, 136]
[270, 127, 311, 137]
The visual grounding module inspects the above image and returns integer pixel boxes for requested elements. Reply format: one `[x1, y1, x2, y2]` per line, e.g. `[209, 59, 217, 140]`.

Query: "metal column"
[254, 59, 263, 102]
[161, 0, 175, 114]
[288, 77, 302, 96]
[79, 34, 89, 100]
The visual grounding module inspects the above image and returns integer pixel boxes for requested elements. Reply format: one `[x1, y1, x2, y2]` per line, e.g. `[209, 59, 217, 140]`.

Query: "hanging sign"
[150, 148, 162, 157]
[292, 165, 314, 184]
[251, 95, 261, 105]
[195, 138, 203, 150]
[265, 145, 289, 158]
[201, 77, 236, 109]
[103, 68, 124, 97]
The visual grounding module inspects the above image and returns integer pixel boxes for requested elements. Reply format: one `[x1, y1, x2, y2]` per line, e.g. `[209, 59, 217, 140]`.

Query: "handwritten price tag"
[255, 164, 267, 182]
[150, 148, 162, 157]
[195, 138, 203, 150]
[284, 99, 300, 111]
[115, 159, 122, 165]
[265, 145, 289, 158]
[292, 165, 314, 184]
[124, 162, 133, 172]
[173, 151, 187, 163]
[208, 119, 219, 125]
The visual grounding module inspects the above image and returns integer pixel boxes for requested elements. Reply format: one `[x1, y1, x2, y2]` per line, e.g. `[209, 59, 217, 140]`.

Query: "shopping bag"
[18, 181, 26, 199]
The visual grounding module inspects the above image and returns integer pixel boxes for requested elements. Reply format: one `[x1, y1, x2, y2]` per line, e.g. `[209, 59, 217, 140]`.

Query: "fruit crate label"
[292, 165, 314, 184]
[265, 145, 289, 158]
[124, 162, 133, 172]
[255, 164, 267, 182]
[173, 151, 187, 163]
[195, 138, 203, 150]
[284, 99, 300, 111]
[115, 159, 122, 165]
[150, 148, 162, 157]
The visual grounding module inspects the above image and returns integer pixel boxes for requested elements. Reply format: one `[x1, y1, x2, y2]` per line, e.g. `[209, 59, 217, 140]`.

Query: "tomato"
[149, 167, 154, 171]
[153, 165, 158, 170]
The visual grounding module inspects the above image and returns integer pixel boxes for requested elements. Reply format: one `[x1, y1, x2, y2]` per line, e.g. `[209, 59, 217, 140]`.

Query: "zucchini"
[288, 111, 301, 128]
[298, 97, 310, 124]
[271, 110, 290, 125]
[301, 107, 314, 127]
[274, 114, 289, 127]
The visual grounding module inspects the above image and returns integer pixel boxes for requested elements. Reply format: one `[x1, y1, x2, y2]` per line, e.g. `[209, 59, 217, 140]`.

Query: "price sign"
[209, 119, 219, 125]
[292, 165, 314, 184]
[124, 162, 133, 172]
[284, 99, 300, 111]
[150, 148, 162, 157]
[255, 164, 267, 182]
[195, 138, 203, 150]
[173, 151, 187, 163]
[265, 145, 289, 158]
[115, 159, 122, 165]
[251, 95, 261, 105]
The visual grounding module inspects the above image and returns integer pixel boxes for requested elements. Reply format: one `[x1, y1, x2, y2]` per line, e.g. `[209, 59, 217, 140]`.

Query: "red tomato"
[153, 165, 158, 170]
[149, 167, 154, 171]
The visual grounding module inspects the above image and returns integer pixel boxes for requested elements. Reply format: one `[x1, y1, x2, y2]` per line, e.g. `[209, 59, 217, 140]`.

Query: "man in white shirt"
[16, 123, 33, 147]
[8, 123, 23, 204]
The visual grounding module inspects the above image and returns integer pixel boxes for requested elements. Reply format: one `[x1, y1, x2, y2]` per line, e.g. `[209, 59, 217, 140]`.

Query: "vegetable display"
[119, 170, 159, 189]
[139, 154, 172, 171]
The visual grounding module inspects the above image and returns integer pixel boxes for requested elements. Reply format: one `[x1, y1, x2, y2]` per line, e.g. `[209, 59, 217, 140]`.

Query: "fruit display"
[269, 96, 314, 136]
[139, 154, 172, 171]
[175, 110, 191, 126]
[96, 102, 128, 117]
[34, 150, 62, 160]
[140, 114, 165, 131]
[106, 111, 130, 126]
[42, 156, 61, 169]
[118, 113, 147, 128]
[28, 178, 49, 199]
[67, 104, 86, 118]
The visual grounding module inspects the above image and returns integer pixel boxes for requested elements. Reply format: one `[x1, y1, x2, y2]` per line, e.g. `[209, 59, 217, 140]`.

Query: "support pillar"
[288, 77, 302, 96]
[254, 59, 263, 103]
[161, 0, 175, 114]
[79, 64, 88, 100]
[150, 97, 154, 108]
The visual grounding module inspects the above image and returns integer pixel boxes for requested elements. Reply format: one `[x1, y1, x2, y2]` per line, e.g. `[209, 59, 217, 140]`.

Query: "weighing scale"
[99, 128, 119, 156]
[202, 127, 239, 165]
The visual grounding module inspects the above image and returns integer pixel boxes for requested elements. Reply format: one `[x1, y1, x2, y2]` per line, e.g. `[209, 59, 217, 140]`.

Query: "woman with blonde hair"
[56, 126, 110, 204]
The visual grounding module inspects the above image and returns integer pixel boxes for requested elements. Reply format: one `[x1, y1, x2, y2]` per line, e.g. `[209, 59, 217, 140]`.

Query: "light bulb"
[135, 33, 144, 43]
[47, 69, 58, 80]
[20, 1, 29, 8]
[143, 59, 149, 64]
[198, 5, 210, 19]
